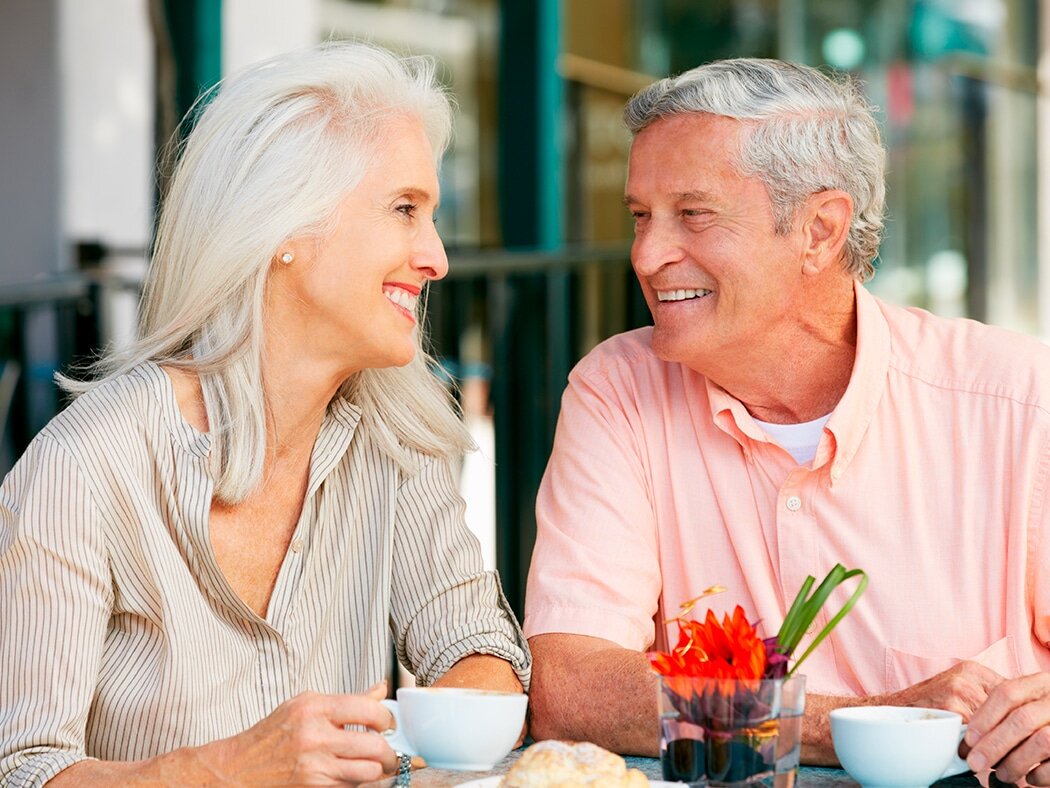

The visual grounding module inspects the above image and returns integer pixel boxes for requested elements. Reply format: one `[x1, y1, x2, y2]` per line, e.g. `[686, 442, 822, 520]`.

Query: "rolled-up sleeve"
[0, 435, 111, 787]
[388, 454, 531, 689]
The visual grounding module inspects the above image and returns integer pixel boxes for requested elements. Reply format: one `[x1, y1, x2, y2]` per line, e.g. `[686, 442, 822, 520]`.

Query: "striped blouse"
[0, 362, 530, 786]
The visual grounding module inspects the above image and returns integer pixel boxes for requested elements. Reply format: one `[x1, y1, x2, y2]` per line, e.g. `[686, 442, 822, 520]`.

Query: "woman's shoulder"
[38, 362, 177, 457]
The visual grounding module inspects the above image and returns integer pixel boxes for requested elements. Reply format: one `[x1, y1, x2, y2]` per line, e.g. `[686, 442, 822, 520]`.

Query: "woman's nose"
[414, 221, 449, 281]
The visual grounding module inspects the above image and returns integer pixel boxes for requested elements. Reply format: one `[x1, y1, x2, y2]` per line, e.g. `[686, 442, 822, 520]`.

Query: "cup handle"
[942, 724, 970, 778]
[380, 699, 416, 756]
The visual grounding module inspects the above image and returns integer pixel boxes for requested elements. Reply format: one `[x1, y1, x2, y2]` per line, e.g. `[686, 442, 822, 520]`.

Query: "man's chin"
[649, 332, 689, 365]
[649, 329, 714, 373]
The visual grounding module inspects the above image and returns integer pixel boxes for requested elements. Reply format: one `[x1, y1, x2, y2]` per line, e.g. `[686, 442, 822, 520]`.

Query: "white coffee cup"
[381, 687, 527, 771]
[830, 706, 969, 788]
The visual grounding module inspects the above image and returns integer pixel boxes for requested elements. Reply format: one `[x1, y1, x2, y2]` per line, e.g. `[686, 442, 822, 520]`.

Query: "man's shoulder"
[573, 326, 662, 381]
[878, 298, 1050, 406]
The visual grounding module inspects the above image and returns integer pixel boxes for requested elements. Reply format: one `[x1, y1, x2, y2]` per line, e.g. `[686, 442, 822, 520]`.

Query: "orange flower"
[648, 605, 766, 682]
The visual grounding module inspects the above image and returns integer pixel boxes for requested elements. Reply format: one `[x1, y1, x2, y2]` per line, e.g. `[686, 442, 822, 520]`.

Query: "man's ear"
[799, 189, 853, 277]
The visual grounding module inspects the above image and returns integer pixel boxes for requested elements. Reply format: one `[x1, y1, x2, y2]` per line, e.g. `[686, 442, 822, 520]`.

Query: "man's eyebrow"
[672, 190, 716, 203]
[622, 191, 717, 207]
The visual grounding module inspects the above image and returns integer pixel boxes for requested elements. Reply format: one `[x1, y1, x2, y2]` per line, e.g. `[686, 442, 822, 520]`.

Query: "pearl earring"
[280, 252, 294, 264]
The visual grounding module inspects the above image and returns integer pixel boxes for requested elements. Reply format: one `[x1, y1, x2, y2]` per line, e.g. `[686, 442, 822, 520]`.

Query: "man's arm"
[528, 633, 660, 756]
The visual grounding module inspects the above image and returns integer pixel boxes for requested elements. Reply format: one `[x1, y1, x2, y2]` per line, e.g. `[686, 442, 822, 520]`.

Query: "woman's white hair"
[62, 40, 473, 502]
[624, 58, 886, 281]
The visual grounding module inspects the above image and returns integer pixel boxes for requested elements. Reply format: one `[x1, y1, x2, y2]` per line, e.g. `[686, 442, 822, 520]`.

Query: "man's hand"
[960, 672, 1050, 785]
[802, 662, 1004, 765]
[882, 661, 1004, 719]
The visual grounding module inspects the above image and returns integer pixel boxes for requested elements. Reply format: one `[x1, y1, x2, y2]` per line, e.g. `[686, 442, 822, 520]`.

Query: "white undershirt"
[751, 413, 832, 465]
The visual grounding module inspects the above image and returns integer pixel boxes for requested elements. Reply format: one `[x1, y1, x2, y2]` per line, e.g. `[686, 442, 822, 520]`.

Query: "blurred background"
[1, 0, 1047, 620]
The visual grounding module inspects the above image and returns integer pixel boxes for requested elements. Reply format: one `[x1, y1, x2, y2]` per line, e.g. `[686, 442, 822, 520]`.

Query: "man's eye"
[682, 209, 713, 218]
[396, 203, 418, 218]
[631, 211, 649, 220]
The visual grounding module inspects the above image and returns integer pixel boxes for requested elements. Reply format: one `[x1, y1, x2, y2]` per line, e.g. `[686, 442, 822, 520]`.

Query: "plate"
[456, 779, 679, 787]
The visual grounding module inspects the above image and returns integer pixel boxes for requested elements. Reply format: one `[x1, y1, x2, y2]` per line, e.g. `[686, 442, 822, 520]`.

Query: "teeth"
[657, 288, 712, 302]
[384, 289, 418, 312]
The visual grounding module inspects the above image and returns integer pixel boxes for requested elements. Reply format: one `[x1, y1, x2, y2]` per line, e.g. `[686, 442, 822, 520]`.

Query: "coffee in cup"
[382, 687, 527, 771]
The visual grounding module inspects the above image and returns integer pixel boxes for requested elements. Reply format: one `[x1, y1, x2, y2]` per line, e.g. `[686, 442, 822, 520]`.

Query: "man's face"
[624, 113, 808, 372]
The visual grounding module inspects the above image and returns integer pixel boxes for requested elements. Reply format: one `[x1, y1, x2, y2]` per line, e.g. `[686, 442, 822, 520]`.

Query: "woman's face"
[270, 116, 447, 377]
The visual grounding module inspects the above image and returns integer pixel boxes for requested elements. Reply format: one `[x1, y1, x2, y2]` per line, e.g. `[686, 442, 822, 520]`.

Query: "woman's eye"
[396, 203, 418, 218]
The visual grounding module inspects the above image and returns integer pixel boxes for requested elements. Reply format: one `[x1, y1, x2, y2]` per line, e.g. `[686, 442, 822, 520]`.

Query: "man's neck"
[706, 282, 858, 425]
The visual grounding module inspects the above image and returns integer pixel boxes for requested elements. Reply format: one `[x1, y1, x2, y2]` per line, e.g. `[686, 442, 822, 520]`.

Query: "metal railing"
[0, 244, 649, 615]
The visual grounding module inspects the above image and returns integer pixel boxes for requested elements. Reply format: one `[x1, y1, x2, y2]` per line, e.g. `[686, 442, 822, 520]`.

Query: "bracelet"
[395, 750, 412, 785]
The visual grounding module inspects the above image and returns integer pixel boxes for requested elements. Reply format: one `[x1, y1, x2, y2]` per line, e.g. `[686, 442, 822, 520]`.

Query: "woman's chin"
[375, 347, 417, 370]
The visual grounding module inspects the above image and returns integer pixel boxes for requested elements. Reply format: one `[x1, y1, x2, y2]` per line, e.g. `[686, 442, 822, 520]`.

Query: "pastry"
[501, 740, 649, 787]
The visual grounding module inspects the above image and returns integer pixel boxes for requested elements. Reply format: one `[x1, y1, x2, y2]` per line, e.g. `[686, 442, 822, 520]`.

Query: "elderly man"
[523, 58, 1050, 785]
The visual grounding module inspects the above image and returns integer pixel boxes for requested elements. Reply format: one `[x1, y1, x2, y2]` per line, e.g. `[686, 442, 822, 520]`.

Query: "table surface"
[365, 748, 983, 787]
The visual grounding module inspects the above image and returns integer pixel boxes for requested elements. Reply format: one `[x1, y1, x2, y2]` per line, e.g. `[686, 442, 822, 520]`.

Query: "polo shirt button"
[290, 538, 304, 554]
[786, 496, 802, 512]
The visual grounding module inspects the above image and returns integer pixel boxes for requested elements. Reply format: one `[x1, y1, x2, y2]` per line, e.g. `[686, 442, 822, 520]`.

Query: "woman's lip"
[384, 282, 421, 296]
[388, 298, 416, 323]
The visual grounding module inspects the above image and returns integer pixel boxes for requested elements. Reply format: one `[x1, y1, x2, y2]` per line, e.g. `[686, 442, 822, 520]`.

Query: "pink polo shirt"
[524, 283, 1050, 696]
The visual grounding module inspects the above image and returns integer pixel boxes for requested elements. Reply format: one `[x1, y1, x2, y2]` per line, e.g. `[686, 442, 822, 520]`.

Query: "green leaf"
[776, 574, 815, 654]
[773, 564, 868, 674]
[789, 571, 869, 676]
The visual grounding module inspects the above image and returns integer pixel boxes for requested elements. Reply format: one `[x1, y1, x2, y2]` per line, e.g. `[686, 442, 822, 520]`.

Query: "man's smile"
[656, 288, 713, 302]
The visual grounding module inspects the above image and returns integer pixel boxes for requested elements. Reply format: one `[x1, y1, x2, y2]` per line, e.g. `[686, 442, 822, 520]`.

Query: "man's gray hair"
[624, 58, 885, 281]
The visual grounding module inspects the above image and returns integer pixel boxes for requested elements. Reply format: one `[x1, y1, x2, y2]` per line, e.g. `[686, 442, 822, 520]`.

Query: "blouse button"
[290, 538, 304, 554]
[785, 495, 802, 512]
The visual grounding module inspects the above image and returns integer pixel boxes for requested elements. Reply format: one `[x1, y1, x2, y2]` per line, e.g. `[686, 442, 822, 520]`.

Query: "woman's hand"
[49, 684, 400, 786]
[200, 684, 399, 786]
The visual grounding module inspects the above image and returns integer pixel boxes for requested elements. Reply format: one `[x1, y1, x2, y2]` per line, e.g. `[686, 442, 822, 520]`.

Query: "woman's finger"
[319, 693, 396, 732]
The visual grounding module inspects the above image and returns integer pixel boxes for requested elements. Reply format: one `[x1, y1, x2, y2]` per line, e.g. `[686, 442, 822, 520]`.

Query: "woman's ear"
[272, 237, 315, 269]
[799, 190, 853, 277]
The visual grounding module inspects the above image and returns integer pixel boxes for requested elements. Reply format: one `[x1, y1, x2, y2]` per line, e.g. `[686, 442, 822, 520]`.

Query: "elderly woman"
[0, 42, 529, 785]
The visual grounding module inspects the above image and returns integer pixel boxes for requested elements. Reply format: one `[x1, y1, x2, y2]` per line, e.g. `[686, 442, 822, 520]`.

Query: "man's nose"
[631, 221, 683, 277]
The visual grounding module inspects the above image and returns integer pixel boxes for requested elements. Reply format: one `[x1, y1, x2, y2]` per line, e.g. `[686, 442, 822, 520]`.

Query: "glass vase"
[658, 674, 806, 788]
